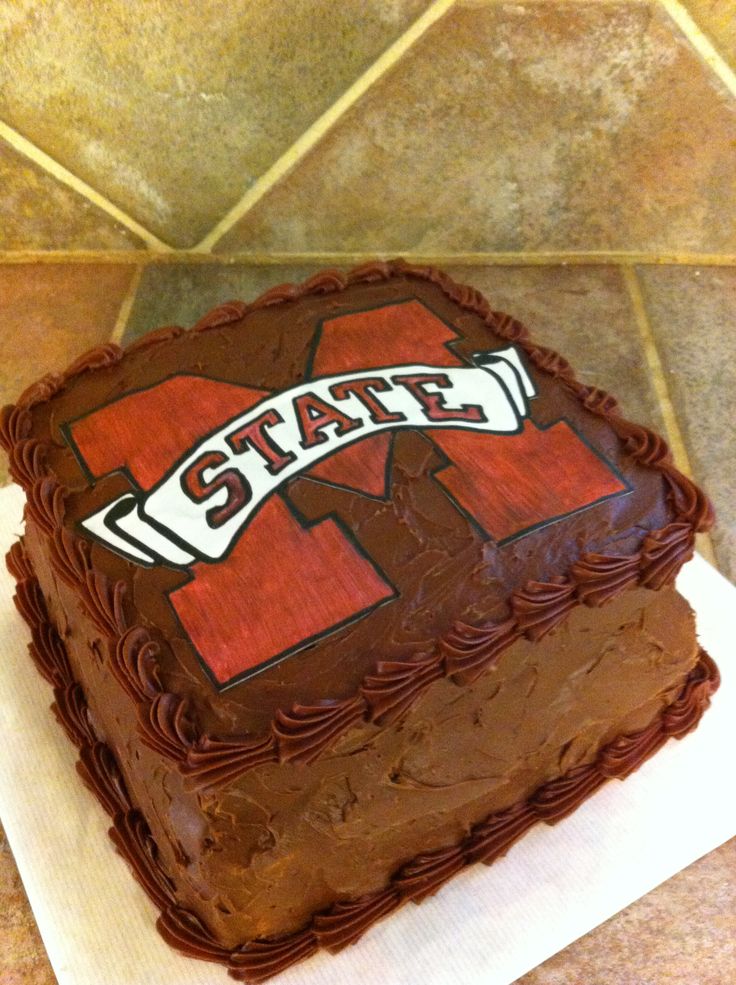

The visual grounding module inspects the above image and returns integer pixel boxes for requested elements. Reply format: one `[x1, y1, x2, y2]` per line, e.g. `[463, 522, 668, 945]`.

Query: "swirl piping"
[0, 403, 32, 449]
[571, 552, 641, 607]
[62, 343, 123, 381]
[272, 697, 366, 764]
[8, 438, 47, 488]
[640, 523, 695, 590]
[441, 617, 516, 684]
[125, 325, 186, 353]
[193, 301, 248, 333]
[512, 579, 577, 640]
[110, 626, 163, 701]
[25, 476, 65, 535]
[361, 653, 444, 723]
[182, 733, 278, 789]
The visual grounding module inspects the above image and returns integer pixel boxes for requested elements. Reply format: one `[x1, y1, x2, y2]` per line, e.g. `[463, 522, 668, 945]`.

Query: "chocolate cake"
[2, 261, 718, 981]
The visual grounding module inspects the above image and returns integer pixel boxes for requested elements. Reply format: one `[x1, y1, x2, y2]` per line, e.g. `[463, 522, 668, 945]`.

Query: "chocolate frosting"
[8, 539, 719, 981]
[125, 324, 187, 354]
[25, 476, 65, 535]
[641, 522, 696, 589]
[182, 733, 277, 788]
[273, 697, 366, 764]
[0, 262, 715, 779]
[571, 553, 642, 606]
[111, 626, 162, 700]
[63, 342, 123, 379]
[441, 616, 517, 684]
[7, 437, 47, 488]
[360, 651, 444, 723]
[511, 579, 577, 640]
[15, 373, 64, 410]
[0, 403, 32, 446]
[2, 261, 720, 980]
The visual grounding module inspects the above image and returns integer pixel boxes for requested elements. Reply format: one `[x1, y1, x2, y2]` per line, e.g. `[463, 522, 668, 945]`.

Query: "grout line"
[195, 0, 457, 252]
[0, 121, 173, 252]
[622, 267, 718, 567]
[659, 0, 736, 98]
[623, 266, 695, 474]
[110, 265, 144, 345]
[1, 250, 736, 266]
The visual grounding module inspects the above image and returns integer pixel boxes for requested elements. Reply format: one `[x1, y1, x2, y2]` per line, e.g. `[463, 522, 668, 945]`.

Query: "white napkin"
[0, 482, 734, 985]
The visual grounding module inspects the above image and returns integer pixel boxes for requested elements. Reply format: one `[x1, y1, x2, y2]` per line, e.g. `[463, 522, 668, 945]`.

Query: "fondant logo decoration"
[63, 299, 630, 689]
[80, 347, 535, 567]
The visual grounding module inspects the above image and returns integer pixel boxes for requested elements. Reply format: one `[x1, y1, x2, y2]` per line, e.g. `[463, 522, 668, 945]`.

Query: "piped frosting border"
[0, 261, 715, 789]
[7, 536, 720, 982]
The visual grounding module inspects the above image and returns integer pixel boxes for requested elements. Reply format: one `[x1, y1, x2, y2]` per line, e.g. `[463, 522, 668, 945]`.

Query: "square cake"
[2, 261, 718, 981]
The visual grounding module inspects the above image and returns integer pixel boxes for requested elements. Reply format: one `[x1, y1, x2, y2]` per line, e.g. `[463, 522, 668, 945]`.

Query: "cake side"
[22, 488, 708, 944]
[8, 534, 719, 980]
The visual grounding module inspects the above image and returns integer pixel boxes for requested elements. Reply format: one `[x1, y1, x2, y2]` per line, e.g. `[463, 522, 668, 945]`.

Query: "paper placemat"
[0, 482, 734, 985]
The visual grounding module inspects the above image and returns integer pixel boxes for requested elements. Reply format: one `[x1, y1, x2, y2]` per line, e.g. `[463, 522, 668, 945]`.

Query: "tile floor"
[1, 1, 735, 254]
[215, 3, 736, 255]
[0, 1, 433, 247]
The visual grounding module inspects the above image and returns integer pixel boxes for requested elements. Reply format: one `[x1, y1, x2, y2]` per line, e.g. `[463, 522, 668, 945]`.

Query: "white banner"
[81, 346, 536, 568]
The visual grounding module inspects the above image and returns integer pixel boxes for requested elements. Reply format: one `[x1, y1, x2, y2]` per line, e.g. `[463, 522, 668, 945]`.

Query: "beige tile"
[517, 837, 736, 985]
[444, 265, 666, 432]
[0, 263, 136, 484]
[122, 262, 328, 342]
[217, 0, 736, 255]
[0, 1, 431, 248]
[636, 265, 736, 582]
[0, 824, 56, 983]
[0, 139, 143, 249]
[682, 0, 736, 68]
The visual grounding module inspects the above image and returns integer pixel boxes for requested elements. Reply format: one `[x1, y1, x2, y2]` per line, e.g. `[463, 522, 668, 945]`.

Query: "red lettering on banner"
[330, 377, 406, 425]
[392, 372, 486, 423]
[181, 450, 251, 529]
[225, 408, 296, 475]
[293, 393, 363, 449]
[68, 373, 393, 685]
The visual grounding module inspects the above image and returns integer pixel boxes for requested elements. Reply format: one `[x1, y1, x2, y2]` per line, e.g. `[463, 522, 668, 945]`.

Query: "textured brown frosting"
[8, 539, 719, 980]
[1, 261, 719, 980]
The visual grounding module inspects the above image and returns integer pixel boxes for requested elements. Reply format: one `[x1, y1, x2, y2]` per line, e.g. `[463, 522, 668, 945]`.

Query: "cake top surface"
[2, 261, 712, 765]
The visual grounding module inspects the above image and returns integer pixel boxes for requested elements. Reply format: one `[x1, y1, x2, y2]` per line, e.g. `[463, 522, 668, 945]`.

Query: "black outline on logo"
[104, 496, 159, 567]
[168, 492, 399, 692]
[292, 388, 365, 451]
[64, 358, 530, 569]
[390, 371, 490, 426]
[303, 430, 398, 503]
[225, 407, 298, 477]
[58, 298, 630, 691]
[428, 416, 632, 546]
